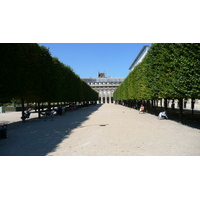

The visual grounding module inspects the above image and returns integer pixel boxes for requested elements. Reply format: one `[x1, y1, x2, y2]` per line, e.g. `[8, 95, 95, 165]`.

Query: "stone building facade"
[129, 45, 150, 71]
[83, 72, 124, 104]
[157, 99, 200, 110]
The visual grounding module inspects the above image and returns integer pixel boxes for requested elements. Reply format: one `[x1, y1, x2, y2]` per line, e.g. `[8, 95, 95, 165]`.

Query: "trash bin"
[0, 106, 5, 113]
[0, 126, 7, 139]
[0, 121, 9, 139]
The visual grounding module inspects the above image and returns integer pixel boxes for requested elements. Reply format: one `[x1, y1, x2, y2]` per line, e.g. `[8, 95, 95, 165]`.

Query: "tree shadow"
[0, 104, 102, 156]
[146, 107, 200, 130]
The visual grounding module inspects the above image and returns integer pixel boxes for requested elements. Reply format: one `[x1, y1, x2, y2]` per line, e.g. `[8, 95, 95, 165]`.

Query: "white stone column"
[175, 99, 179, 108]
[194, 99, 200, 110]
[186, 99, 191, 109]
[100, 91, 103, 104]
[109, 91, 111, 103]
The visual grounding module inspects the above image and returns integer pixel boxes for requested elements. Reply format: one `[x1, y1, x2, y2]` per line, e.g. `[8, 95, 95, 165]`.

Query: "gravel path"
[0, 104, 200, 156]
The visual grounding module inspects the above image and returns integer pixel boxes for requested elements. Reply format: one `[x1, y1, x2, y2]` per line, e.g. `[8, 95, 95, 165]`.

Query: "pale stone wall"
[157, 99, 200, 111]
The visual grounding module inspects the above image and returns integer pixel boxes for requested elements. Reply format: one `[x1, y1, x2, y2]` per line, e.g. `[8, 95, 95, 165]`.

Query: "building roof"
[129, 45, 150, 70]
[83, 77, 125, 83]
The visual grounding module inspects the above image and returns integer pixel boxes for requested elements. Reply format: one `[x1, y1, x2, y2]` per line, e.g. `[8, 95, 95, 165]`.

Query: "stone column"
[109, 91, 111, 104]
[186, 99, 191, 109]
[194, 99, 200, 110]
[100, 91, 103, 104]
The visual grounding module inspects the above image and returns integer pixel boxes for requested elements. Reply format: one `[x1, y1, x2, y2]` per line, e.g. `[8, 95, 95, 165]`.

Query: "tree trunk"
[34, 102, 37, 112]
[41, 103, 44, 111]
[191, 98, 195, 115]
[21, 99, 25, 123]
[179, 98, 183, 123]
[154, 100, 157, 114]
[38, 102, 41, 118]
[164, 98, 168, 111]
[48, 102, 51, 111]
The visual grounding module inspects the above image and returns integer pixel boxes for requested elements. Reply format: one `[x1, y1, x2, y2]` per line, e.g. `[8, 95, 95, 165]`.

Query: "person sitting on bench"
[21, 108, 32, 120]
[139, 105, 145, 113]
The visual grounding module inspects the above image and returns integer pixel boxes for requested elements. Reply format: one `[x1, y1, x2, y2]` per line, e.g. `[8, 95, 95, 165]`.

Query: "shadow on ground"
[146, 107, 200, 130]
[0, 104, 102, 156]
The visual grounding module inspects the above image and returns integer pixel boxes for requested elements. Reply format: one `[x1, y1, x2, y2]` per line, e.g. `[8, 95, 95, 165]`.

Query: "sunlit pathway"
[47, 104, 200, 156]
[1, 104, 200, 156]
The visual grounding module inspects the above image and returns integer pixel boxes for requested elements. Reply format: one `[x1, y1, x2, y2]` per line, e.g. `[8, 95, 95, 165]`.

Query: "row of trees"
[0, 44, 98, 120]
[114, 43, 200, 122]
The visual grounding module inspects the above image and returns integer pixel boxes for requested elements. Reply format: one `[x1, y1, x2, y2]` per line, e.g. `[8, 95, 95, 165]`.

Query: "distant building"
[83, 72, 124, 104]
[129, 45, 150, 71]
[98, 71, 106, 78]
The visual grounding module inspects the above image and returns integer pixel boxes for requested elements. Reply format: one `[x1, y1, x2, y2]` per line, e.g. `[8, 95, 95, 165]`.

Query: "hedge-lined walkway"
[1, 104, 199, 156]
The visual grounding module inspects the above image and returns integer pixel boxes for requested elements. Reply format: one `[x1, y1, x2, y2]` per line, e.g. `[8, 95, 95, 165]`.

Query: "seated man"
[158, 111, 168, 120]
[21, 108, 32, 120]
[50, 110, 55, 118]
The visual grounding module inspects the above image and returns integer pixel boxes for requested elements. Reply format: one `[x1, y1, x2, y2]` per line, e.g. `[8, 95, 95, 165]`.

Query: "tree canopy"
[114, 43, 200, 101]
[0, 43, 98, 103]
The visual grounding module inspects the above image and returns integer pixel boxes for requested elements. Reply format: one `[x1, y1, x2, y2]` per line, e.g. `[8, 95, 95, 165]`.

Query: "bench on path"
[41, 110, 56, 120]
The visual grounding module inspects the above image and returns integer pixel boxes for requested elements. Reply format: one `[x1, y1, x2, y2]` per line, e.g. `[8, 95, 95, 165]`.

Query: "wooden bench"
[41, 110, 56, 120]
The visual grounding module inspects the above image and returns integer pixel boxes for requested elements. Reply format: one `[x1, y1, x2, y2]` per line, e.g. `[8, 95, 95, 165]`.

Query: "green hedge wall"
[114, 43, 200, 101]
[0, 44, 98, 103]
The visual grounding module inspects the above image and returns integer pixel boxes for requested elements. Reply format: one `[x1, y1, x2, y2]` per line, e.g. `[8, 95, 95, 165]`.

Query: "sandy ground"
[0, 104, 200, 156]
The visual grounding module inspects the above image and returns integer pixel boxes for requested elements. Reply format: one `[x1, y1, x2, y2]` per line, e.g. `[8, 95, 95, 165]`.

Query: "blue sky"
[38, 43, 151, 79]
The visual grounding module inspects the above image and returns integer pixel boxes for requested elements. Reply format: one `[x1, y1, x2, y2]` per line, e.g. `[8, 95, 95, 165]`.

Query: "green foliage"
[114, 43, 200, 101]
[0, 44, 98, 103]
